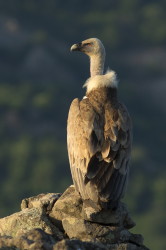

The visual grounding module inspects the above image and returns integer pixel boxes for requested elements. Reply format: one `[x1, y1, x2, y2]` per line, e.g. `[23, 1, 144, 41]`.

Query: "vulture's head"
[70, 38, 105, 58]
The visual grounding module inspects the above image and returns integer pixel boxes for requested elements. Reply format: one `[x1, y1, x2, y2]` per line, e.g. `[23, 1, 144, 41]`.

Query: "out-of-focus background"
[0, 0, 165, 249]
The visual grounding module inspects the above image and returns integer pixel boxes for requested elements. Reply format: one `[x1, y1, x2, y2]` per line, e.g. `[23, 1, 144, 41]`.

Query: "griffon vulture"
[67, 38, 132, 210]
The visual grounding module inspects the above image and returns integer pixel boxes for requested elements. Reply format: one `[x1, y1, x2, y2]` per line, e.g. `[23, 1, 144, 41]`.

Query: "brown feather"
[67, 87, 132, 209]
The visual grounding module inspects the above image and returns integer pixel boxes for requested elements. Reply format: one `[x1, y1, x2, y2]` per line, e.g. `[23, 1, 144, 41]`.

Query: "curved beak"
[70, 42, 82, 52]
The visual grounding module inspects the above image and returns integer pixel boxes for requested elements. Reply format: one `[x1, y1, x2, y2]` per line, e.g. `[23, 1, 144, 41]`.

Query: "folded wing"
[67, 97, 132, 208]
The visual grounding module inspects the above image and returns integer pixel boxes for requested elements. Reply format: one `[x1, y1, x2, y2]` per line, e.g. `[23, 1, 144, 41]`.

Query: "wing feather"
[67, 96, 132, 208]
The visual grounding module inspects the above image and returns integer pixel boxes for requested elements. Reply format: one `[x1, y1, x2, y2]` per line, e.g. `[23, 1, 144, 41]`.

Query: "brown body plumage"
[67, 38, 132, 210]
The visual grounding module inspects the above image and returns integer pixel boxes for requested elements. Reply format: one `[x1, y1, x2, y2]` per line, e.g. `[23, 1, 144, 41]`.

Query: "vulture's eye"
[83, 42, 92, 47]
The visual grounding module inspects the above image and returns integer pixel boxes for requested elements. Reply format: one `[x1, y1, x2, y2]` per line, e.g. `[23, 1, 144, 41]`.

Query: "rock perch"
[0, 185, 149, 249]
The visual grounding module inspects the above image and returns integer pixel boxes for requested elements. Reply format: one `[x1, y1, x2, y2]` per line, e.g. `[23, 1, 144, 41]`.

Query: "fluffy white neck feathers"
[83, 70, 118, 93]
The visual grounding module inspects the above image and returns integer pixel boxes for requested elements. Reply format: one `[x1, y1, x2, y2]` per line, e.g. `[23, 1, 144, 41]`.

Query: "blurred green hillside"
[0, 1, 166, 249]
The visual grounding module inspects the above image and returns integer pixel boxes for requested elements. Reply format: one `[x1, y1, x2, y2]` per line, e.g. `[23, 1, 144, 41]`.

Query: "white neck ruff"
[83, 70, 118, 93]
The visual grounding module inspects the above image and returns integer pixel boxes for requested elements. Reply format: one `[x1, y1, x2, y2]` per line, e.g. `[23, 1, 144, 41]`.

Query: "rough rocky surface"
[0, 228, 57, 249]
[50, 186, 136, 228]
[21, 193, 61, 212]
[0, 185, 149, 250]
[0, 207, 64, 239]
[62, 217, 143, 245]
